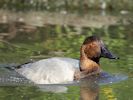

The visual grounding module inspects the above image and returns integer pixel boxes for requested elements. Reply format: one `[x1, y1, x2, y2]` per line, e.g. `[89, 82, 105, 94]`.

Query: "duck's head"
[80, 36, 119, 69]
[81, 36, 119, 64]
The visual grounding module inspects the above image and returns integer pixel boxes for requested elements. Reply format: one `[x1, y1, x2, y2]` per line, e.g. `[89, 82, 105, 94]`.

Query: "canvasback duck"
[15, 36, 118, 84]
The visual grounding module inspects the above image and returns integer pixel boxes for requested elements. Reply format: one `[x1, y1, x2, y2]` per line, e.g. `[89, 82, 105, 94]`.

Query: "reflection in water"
[80, 76, 99, 100]
[79, 72, 128, 100]
[37, 85, 69, 93]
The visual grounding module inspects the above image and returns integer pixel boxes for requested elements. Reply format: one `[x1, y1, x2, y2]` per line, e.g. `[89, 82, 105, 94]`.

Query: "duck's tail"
[1, 60, 34, 70]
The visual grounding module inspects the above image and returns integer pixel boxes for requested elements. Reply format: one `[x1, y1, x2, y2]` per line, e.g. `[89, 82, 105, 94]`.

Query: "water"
[0, 7, 133, 100]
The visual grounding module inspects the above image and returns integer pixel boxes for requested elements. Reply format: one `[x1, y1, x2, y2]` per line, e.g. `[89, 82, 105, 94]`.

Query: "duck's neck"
[80, 45, 100, 71]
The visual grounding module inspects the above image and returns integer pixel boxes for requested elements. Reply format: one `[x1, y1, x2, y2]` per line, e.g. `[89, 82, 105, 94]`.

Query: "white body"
[16, 57, 79, 84]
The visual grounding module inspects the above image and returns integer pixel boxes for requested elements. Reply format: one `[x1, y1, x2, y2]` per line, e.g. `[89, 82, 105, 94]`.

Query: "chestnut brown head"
[82, 36, 119, 63]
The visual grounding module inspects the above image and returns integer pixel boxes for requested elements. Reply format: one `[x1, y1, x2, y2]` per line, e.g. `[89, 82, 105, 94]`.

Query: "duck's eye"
[101, 46, 109, 56]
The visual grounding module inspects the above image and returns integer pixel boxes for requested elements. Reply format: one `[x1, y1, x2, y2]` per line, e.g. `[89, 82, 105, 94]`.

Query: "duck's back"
[16, 57, 79, 84]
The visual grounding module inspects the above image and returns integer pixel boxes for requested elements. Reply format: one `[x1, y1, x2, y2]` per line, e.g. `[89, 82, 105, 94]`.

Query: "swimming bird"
[15, 36, 118, 84]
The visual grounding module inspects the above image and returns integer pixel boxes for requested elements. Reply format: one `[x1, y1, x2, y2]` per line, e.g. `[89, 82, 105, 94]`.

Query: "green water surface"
[0, 10, 133, 100]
